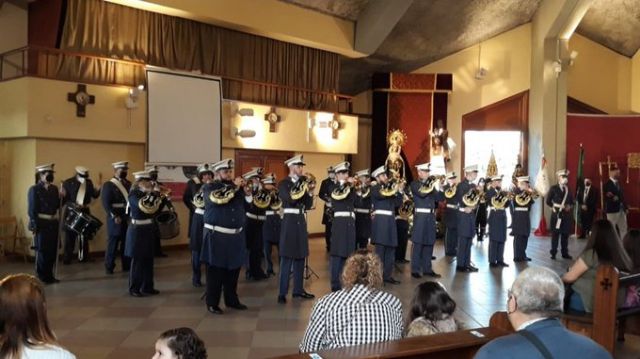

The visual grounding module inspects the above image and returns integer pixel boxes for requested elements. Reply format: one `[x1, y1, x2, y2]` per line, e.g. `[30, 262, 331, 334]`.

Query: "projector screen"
[147, 69, 222, 164]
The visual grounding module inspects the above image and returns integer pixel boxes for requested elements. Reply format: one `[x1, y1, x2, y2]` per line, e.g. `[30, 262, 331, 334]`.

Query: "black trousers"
[35, 224, 58, 282]
[129, 256, 154, 293]
[324, 221, 332, 251]
[551, 231, 569, 256]
[64, 230, 90, 262]
[105, 234, 130, 271]
[356, 235, 368, 249]
[206, 266, 241, 308]
[395, 220, 409, 261]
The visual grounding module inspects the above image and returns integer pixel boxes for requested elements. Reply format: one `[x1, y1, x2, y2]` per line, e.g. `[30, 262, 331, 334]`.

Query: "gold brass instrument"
[269, 190, 282, 210]
[490, 191, 511, 209]
[331, 180, 353, 201]
[514, 189, 539, 207]
[462, 188, 481, 207]
[154, 183, 172, 200]
[444, 183, 457, 199]
[356, 178, 371, 198]
[398, 195, 415, 217]
[418, 176, 438, 194]
[253, 188, 272, 209]
[192, 189, 205, 209]
[210, 183, 237, 205]
[291, 173, 316, 200]
[139, 192, 162, 214]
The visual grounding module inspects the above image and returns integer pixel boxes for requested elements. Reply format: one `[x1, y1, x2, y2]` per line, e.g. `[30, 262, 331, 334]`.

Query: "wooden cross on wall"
[328, 114, 343, 139]
[264, 107, 281, 132]
[67, 84, 95, 118]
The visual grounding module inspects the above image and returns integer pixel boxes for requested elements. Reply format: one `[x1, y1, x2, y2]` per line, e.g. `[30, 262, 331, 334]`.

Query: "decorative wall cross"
[67, 84, 95, 117]
[328, 114, 343, 139]
[600, 278, 612, 291]
[264, 107, 281, 132]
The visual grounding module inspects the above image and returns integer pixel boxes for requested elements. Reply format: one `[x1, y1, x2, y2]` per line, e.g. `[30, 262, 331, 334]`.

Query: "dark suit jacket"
[474, 318, 611, 359]
[577, 185, 598, 215]
[603, 179, 625, 213]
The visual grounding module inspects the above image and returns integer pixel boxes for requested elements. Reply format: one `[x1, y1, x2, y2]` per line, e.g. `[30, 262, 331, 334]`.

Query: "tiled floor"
[1, 234, 638, 359]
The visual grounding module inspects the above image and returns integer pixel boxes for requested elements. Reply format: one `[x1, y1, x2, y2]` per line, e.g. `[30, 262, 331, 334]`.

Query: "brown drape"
[56, 0, 341, 111]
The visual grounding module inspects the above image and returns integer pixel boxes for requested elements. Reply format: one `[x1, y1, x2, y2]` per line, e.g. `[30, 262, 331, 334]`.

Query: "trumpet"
[154, 183, 172, 199]
[356, 178, 371, 198]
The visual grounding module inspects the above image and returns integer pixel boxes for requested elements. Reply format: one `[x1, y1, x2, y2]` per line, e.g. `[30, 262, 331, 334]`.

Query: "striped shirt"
[299, 284, 404, 353]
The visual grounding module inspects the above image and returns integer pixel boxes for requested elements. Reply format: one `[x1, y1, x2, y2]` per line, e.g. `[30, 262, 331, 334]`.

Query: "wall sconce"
[237, 108, 254, 117]
[125, 84, 145, 109]
[230, 127, 256, 138]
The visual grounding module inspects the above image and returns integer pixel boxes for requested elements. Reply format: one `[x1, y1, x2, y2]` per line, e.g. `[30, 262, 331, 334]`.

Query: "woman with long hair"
[562, 219, 632, 312]
[622, 229, 640, 273]
[0, 274, 75, 358]
[299, 249, 403, 352]
[152, 327, 207, 359]
[405, 281, 459, 337]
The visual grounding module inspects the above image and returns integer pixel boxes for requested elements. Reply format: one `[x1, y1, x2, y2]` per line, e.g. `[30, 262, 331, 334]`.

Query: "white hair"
[511, 267, 564, 317]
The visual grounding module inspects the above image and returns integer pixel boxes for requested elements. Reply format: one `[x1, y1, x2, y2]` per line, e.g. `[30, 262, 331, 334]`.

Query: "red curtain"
[566, 114, 640, 227]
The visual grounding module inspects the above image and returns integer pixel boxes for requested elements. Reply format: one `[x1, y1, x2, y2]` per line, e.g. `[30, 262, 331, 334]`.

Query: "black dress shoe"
[293, 292, 315, 299]
[562, 255, 573, 260]
[411, 273, 422, 279]
[513, 258, 526, 263]
[498, 261, 510, 267]
[425, 271, 441, 278]
[489, 262, 499, 268]
[207, 306, 224, 315]
[129, 291, 145, 298]
[550, 255, 557, 260]
[431, 256, 436, 260]
[384, 278, 401, 284]
[227, 303, 248, 310]
[525, 257, 532, 261]
[142, 289, 160, 295]
[456, 266, 469, 272]
[466, 265, 479, 272]
[277, 295, 287, 304]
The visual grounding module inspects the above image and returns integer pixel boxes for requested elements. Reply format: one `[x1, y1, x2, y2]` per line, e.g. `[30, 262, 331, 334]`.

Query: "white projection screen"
[147, 69, 222, 164]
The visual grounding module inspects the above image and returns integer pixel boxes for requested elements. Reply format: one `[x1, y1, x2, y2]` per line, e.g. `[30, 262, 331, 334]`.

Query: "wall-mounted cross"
[600, 278, 612, 291]
[67, 84, 95, 118]
[328, 114, 343, 139]
[264, 107, 281, 132]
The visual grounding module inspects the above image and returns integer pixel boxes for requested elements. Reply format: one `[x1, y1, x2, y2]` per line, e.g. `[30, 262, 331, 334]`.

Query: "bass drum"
[156, 211, 180, 240]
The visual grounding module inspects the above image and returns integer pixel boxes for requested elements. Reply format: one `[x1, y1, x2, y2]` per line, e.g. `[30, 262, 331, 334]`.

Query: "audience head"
[586, 219, 632, 272]
[152, 327, 207, 359]
[507, 267, 564, 327]
[623, 229, 640, 272]
[0, 274, 58, 358]
[408, 281, 456, 323]
[341, 249, 383, 291]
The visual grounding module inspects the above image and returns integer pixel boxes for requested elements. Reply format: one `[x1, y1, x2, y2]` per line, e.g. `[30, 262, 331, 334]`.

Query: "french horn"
[490, 191, 510, 209]
[192, 189, 205, 209]
[269, 190, 283, 210]
[515, 189, 539, 207]
[418, 176, 438, 195]
[210, 184, 236, 205]
[462, 188, 481, 207]
[139, 192, 162, 214]
[291, 173, 316, 200]
[444, 183, 457, 199]
[331, 182, 352, 201]
[253, 189, 272, 209]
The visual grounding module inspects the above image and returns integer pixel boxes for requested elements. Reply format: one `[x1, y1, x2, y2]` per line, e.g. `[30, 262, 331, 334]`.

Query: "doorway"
[464, 130, 522, 189]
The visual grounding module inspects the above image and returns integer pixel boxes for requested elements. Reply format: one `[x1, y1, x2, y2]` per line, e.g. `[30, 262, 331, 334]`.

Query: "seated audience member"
[562, 219, 632, 312]
[623, 229, 640, 273]
[474, 267, 612, 359]
[299, 249, 403, 353]
[0, 274, 76, 359]
[405, 281, 459, 337]
[152, 327, 207, 359]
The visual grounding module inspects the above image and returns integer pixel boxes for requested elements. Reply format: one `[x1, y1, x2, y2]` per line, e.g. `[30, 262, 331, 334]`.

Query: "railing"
[0, 46, 353, 113]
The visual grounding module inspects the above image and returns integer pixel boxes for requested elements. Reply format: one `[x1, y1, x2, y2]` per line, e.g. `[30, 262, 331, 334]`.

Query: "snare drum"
[64, 205, 103, 237]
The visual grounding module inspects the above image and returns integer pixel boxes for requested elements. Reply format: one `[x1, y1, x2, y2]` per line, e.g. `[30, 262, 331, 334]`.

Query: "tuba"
[515, 189, 539, 206]
[419, 176, 438, 195]
[192, 188, 205, 209]
[253, 188, 272, 209]
[462, 188, 481, 207]
[210, 183, 236, 205]
[490, 191, 511, 209]
[139, 192, 162, 214]
[444, 183, 457, 199]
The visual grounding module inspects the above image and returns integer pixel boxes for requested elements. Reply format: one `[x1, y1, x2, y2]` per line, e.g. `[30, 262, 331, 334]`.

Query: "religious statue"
[429, 119, 451, 163]
[386, 129, 407, 181]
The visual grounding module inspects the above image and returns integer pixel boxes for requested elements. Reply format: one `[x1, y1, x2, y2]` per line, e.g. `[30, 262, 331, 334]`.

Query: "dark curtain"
[57, 0, 341, 111]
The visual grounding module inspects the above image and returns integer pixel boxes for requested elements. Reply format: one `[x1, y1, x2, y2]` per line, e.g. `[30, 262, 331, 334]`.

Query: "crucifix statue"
[67, 84, 95, 117]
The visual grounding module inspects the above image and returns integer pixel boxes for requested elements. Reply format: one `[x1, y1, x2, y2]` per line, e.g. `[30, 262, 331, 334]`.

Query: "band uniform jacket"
[443, 184, 458, 229]
[354, 186, 372, 240]
[546, 184, 575, 234]
[370, 183, 403, 247]
[245, 189, 267, 251]
[200, 180, 247, 269]
[263, 203, 281, 245]
[27, 182, 61, 251]
[485, 188, 507, 242]
[456, 179, 477, 238]
[62, 176, 100, 209]
[319, 177, 335, 225]
[603, 179, 626, 213]
[330, 184, 356, 258]
[182, 176, 201, 234]
[188, 186, 205, 252]
[410, 180, 443, 246]
[278, 176, 314, 259]
[101, 177, 132, 237]
[510, 188, 534, 237]
[125, 189, 161, 258]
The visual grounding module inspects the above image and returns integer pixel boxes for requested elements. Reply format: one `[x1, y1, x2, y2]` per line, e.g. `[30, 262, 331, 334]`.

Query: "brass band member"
[512, 176, 535, 262]
[27, 164, 61, 284]
[261, 174, 281, 276]
[318, 166, 336, 252]
[329, 161, 356, 291]
[456, 165, 479, 273]
[243, 167, 268, 281]
[278, 155, 316, 304]
[126, 171, 163, 297]
[188, 163, 213, 287]
[410, 163, 444, 278]
[147, 165, 169, 258]
[354, 169, 372, 249]
[486, 175, 508, 267]
[443, 172, 459, 256]
[475, 177, 488, 242]
[102, 161, 131, 274]
[61, 166, 100, 264]
[201, 159, 250, 314]
[370, 165, 404, 284]
[546, 169, 574, 260]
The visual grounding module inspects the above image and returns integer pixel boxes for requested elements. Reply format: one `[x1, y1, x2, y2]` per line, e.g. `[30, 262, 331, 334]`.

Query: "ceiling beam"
[354, 0, 413, 55]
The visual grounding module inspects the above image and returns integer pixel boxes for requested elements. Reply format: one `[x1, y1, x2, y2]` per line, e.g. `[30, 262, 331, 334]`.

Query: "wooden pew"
[271, 313, 509, 359]
[561, 264, 640, 354]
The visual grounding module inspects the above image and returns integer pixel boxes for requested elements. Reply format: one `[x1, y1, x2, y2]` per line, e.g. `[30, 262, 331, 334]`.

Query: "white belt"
[37, 213, 57, 220]
[131, 218, 153, 225]
[265, 210, 277, 216]
[112, 203, 126, 208]
[459, 208, 473, 212]
[373, 210, 393, 216]
[204, 224, 243, 234]
[246, 212, 266, 221]
[334, 211, 355, 218]
[396, 216, 408, 221]
[194, 208, 204, 215]
[283, 208, 301, 215]
[354, 208, 370, 214]
[552, 203, 564, 209]
[515, 207, 529, 212]
[446, 204, 457, 209]
[415, 208, 434, 214]
[489, 207, 505, 211]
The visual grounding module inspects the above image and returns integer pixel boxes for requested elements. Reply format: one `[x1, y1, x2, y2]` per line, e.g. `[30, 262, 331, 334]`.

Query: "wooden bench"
[270, 313, 509, 359]
[561, 264, 640, 354]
